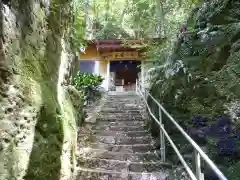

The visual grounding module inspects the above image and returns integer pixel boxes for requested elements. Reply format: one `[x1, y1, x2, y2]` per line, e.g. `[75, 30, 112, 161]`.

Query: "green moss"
[66, 85, 85, 126]
[23, 77, 63, 179]
[0, 0, 85, 179]
[18, 9, 79, 180]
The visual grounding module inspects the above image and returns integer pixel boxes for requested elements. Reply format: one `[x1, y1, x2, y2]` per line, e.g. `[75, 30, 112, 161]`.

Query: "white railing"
[135, 80, 228, 180]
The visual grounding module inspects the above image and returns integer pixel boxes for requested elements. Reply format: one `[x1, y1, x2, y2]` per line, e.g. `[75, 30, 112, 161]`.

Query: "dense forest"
[0, 0, 239, 179]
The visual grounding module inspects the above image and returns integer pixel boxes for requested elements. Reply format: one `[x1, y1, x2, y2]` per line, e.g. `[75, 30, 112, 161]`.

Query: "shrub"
[72, 72, 104, 103]
[73, 72, 103, 91]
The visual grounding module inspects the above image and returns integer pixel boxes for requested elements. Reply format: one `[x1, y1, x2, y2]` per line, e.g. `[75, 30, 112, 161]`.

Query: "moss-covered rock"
[0, 0, 83, 180]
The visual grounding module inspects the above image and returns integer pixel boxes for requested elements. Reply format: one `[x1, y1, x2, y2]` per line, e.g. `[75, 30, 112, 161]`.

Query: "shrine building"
[78, 39, 149, 92]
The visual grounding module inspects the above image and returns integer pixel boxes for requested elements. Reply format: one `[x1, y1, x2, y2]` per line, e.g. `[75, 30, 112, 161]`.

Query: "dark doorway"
[110, 60, 141, 91]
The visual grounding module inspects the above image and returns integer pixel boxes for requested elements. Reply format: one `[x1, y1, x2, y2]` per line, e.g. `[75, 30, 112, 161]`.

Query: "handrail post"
[194, 149, 202, 180]
[143, 85, 146, 100]
[136, 79, 138, 93]
[159, 107, 166, 162]
[145, 89, 147, 100]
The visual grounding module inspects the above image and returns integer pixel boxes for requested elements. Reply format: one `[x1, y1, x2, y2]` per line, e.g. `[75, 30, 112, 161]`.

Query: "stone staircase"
[76, 92, 184, 180]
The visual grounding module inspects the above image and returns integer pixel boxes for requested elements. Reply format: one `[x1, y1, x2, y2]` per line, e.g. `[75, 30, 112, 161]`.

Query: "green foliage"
[147, 0, 240, 177]
[146, 0, 240, 120]
[70, 0, 87, 51]
[73, 72, 103, 104]
[226, 157, 240, 179]
[73, 72, 103, 91]
[81, 0, 163, 39]
[72, 0, 200, 40]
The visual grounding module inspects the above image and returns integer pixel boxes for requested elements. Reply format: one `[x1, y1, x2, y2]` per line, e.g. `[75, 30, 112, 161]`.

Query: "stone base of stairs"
[77, 92, 189, 180]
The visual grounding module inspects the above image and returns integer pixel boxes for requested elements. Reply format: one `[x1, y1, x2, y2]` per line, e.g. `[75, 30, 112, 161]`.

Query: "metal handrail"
[136, 81, 228, 180]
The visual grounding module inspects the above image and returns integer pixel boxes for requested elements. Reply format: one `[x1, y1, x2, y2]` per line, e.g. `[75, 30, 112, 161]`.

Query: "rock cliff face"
[0, 0, 82, 180]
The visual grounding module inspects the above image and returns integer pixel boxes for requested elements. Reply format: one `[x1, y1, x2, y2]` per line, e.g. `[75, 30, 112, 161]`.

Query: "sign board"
[101, 51, 140, 60]
[113, 52, 139, 59]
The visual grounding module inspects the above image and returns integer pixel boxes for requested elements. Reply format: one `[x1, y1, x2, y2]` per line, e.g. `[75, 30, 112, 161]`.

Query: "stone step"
[102, 105, 139, 109]
[107, 94, 138, 96]
[100, 109, 141, 113]
[98, 113, 142, 117]
[97, 115, 142, 119]
[94, 130, 148, 137]
[105, 102, 140, 103]
[129, 172, 169, 180]
[77, 158, 172, 173]
[101, 106, 142, 110]
[99, 109, 141, 113]
[95, 136, 152, 145]
[107, 94, 138, 97]
[79, 147, 158, 155]
[78, 150, 126, 161]
[106, 100, 139, 101]
[97, 120, 144, 127]
[88, 143, 155, 153]
[93, 125, 146, 132]
[114, 138, 151, 145]
[77, 158, 127, 172]
[93, 123, 145, 129]
[77, 168, 169, 180]
[100, 109, 141, 112]
[104, 98, 138, 101]
[97, 116, 143, 122]
[106, 97, 138, 98]
[78, 148, 160, 162]
[129, 162, 170, 173]
[107, 94, 139, 97]
[102, 103, 141, 106]
[102, 103, 140, 107]
[105, 97, 137, 98]
[125, 153, 160, 162]
[76, 169, 128, 180]
[104, 99, 139, 102]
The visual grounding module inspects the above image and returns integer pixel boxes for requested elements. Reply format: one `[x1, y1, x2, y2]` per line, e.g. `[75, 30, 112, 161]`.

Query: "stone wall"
[0, 0, 82, 180]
